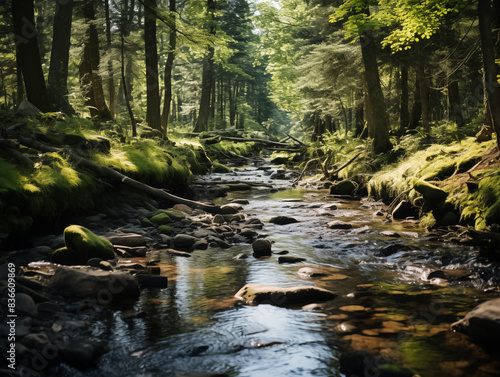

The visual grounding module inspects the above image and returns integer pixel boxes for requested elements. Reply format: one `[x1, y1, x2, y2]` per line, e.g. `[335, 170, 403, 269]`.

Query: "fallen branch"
[293, 158, 321, 185]
[329, 152, 362, 179]
[286, 133, 307, 146]
[16, 136, 224, 214]
[207, 134, 302, 149]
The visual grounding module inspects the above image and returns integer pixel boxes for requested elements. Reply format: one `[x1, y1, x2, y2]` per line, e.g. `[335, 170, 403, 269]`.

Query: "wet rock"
[452, 297, 500, 345]
[59, 340, 107, 369]
[414, 180, 458, 226]
[238, 228, 258, 239]
[234, 253, 248, 260]
[47, 266, 140, 300]
[327, 220, 353, 230]
[380, 231, 401, 238]
[37, 302, 60, 314]
[375, 244, 413, 257]
[335, 321, 357, 334]
[269, 216, 299, 225]
[231, 199, 250, 205]
[21, 332, 51, 349]
[150, 212, 173, 225]
[174, 234, 197, 248]
[302, 303, 325, 312]
[235, 283, 337, 306]
[426, 269, 471, 281]
[87, 258, 113, 271]
[297, 266, 329, 277]
[275, 250, 289, 255]
[220, 203, 242, 214]
[252, 239, 272, 257]
[193, 239, 209, 250]
[227, 183, 252, 191]
[16, 293, 38, 317]
[173, 204, 193, 214]
[391, 200, 416, 220]
[106, 233, 149, 247]
[166, 249, 192, 257]
[278, 256, 306, 264]
[330, 180, 357, 196]
[121, 310, 147, 320]
[175, 373, 229, 377]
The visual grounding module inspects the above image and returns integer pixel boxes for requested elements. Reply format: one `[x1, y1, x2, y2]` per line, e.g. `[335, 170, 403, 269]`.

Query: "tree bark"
[354, 88, 365, 137]
[359, 19, 392, 153]
[194, 0, 216, 133]
[12, 0, 51, 112]
[409, 76, 422, 130]
[79, 0, 112, 120]
[161, 0, 176, 134]
[478, 0, 500, 149]
[47, 0, 75, 115]
[121, 29, 137, 137]
[417, 43, 430, 136]
[399, 64, 409, 135]
[448, 80, 463, 127]
[104, 0, 116, 118]
[144, 0, 161, 130]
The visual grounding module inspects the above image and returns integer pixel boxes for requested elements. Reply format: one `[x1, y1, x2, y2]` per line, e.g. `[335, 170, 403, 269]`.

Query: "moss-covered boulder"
[330, 180, 357, 196]
[150, 212, 173, 225]
[158, 225, 173, 235]
[212, 163, 232, 173]
[51, 225, 115, 265]
[160, 209, 186, 221]
[414, 180, 459, 226]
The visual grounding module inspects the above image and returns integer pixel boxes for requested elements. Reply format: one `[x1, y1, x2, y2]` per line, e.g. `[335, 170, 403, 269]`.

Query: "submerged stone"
[269, 216, 299, 225]
[252, 239, 272, 257]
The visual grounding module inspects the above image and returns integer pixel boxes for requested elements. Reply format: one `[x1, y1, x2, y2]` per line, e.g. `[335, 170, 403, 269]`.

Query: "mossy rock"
[158, 225, 173, 235]
[150, 212, 173, 225]
[161, 210, 186, 221]
[61, 225, 115, 265]
[330, 180, 357, 195]
[212, 163, 232, 173]
[140, 217, 154, 227]
[413, 180, 448, 209]
[51, 247, 80, 266]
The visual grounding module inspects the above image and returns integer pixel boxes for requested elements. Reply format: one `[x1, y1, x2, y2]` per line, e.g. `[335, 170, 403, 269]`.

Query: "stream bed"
[48, 165, 500, 377]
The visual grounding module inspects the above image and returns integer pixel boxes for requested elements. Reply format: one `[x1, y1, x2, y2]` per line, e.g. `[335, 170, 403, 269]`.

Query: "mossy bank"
[0, 117, 257, 248]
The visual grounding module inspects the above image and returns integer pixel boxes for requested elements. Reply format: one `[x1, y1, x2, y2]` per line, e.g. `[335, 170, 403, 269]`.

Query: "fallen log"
[206, 134, 302, 149]
[16, 136, 224, 214]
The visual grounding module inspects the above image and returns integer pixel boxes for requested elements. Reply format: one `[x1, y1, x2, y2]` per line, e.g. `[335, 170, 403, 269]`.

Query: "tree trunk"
[79, 0, 112, 120]
[120, 23, 136, 136]
[194, 0, 216, 133]
[12, 0, 51, 112]
[47, 0, 75, 115]
[409, 75, 422, 130]
[399, 64, 409, 135]
[479, 0, 500, 149]
[237, 83, 245, 130]
[104, 0, 116, 118]
[359, 18, 392, 153]
[354, 88, 365, 137]
[161, 0, 176, 134]
[448, 80, 463, 127]
[144, 0, 161, 130]
[229, 79, 237, 126]
[16, 54, 24, 106]
[417, 43, 430, 136]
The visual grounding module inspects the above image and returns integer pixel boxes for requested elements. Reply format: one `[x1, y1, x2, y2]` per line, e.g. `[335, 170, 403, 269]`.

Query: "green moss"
[158, 225, 173, 235]
[62, 225, 115, 265]
[160, 209, 186, 221]
[213, 162, 231, 173]
[150, 212, 173, 225]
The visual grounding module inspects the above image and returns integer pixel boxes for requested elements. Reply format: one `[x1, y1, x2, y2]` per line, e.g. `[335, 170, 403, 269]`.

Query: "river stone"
[16, 293, 38, 317]
[174, 234, 197, 248]
[47, 266, 140, 300]
[451, 297, 500, 345]
[297, 267, 330, 277]
[252, 239, 272, 257]
[235, 283, 337, 306]
[375, 244, 413, 257]
[278, 256, 306, 264]
[220, 203, 242, 214]
[173, 204, 193, 214]
[327, 220, 353, 230]
[239, 228, 258, 239]
[269, 216, 299, 225]
[59, 340, 107, 369]
[106, 233, 148, 246]
[134, 274, 168, 289]
[21, 332, 51, 350]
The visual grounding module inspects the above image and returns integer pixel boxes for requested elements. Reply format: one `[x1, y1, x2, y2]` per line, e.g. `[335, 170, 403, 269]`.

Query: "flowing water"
[50, 166, 500, 377]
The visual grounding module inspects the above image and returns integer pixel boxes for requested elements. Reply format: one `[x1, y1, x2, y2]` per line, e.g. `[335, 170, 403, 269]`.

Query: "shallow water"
[50, 167, 500, 377]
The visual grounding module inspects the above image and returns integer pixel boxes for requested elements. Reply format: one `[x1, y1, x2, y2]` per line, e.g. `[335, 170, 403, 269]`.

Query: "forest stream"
[37, 163, 500, 377]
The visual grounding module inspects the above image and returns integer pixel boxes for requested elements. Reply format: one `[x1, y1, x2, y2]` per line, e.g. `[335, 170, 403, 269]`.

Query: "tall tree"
[12, 0, 51, 112]
[194, 0, 216, 133]
[104, 0, 116, 117]
[357, 8, 392, 153]
[79, 0, 112, 120]
[144, 0, 161, 129]
[478, 0, 500, 149]
[47, 0, 75, 115]
[161, 0, 176, 133]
